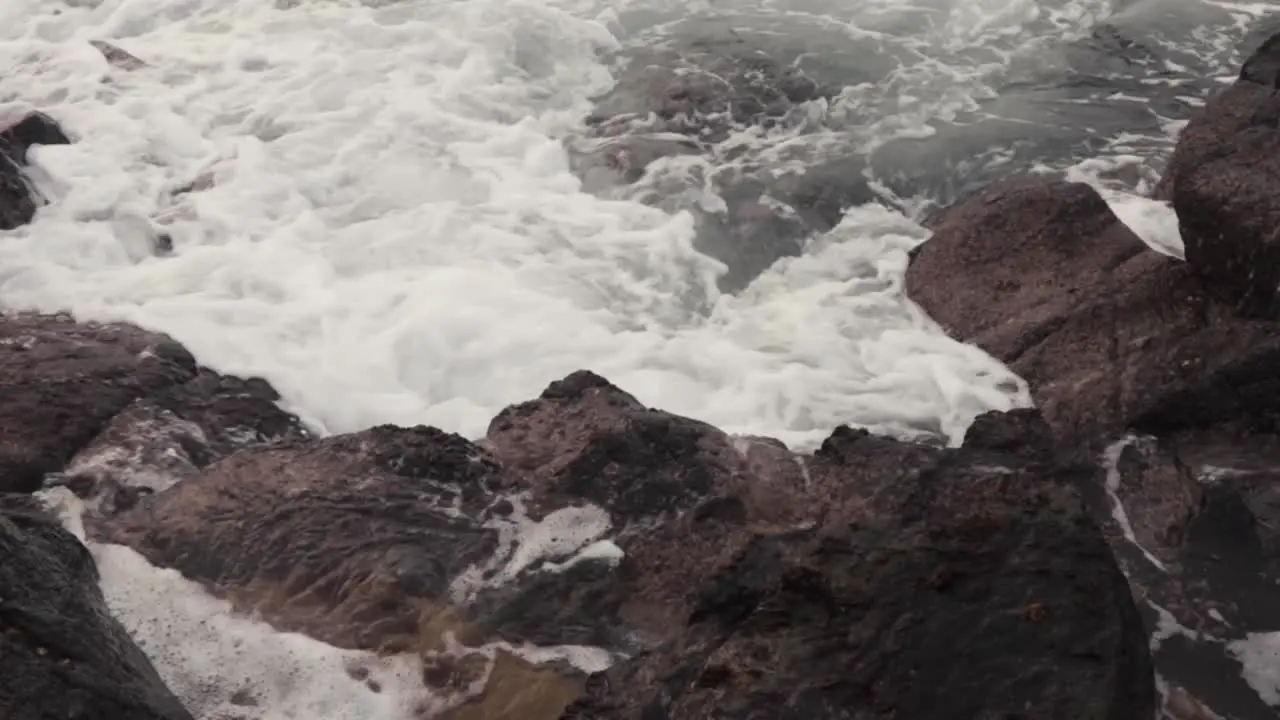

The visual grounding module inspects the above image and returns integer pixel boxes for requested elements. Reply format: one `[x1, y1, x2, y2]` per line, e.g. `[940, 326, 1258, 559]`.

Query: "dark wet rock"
[91, 40, 147, 71]
[0, 111, 71, 230]
[92, 424, 510, 653]
[0, 111, 72, 165]
[95, 371, 1153, 719]
[0, 313, 197, 494]
[904, 175, 1280, 447]
[54, 369, 310, 515]
[1089, 430, 1280, 720]
[563, 408, 1153, 720]
[0, 493, 193, 720]
[1157, 30, 1280, 316]
[485, 369, 736, 524]
[904, 167, 1280, 717]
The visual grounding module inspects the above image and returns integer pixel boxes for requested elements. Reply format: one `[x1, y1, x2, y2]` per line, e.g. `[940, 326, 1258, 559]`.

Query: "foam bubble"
[1229, 632, 1280, 707]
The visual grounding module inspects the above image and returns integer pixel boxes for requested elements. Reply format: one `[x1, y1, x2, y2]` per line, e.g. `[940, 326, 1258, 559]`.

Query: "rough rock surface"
[0, 313, 197, 493]
[904, 175, 1280, 447]
[1157, 30, 1280, 317]
[1092, 431, 1280, 720]
[0, 312, 306, 497]
[56, 368, 309, 514]
[0, 493, 193, 720]
[95, 370, 1155, 720]
[904, 173, 1280, 715]
[0, 111, 71, 230]
[563, 408, 1153, 720]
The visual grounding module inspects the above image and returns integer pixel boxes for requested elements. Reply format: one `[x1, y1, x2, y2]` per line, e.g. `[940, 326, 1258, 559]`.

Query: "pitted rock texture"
[904, 168, 1280, 717]
[1091, 430, 1280, 720]
[1158, 30, 1280, 317]
[58, 369, 310, 514]
[904, 175, 1280, 447]
[562, 409, 1153, 720]
[94, 370, 1154, 720]
[0, 312, 305, 499]
[0, 313, 197, 493]
[0, 494, 193, 720]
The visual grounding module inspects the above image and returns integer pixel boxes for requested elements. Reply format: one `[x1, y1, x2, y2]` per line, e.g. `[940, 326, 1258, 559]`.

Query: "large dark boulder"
[94, 371, 1154, 720]
[904, 173, 1280, 718]
[0, 494, 192, 720]
[904, 175, 1280, 446]
[1158, 31, 1280, 317]
[0, 111, 71, 230]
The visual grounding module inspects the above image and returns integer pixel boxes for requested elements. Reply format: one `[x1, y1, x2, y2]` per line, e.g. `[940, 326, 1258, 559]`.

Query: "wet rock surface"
[0, 493, 193, 720]
[564, 409, 1153, 720]
[1158, 31, 1280, 317]
[0, 312, 304, 498]
[0, 110, 71, 230]
[1090, 431, 1280, 720]
[7, 23, 1280, 720]
[905, 175, 1280, 449]
[904, 35, 1280, 714]
[93, 369, 1154, 720]
[0, 313, 197, 494]
[57, 369, 310, 514]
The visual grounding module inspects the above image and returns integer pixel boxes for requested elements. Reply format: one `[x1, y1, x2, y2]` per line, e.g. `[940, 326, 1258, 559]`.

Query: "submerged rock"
[904, 175, 1280, 447]
[1159, 30, 1280, 317]
[0, 110, 71, 230]
[94, 370, 1154, 719]
[0, 494, 193, 720]
[569, 24, 870, 292]
[90, 40, 147, 71]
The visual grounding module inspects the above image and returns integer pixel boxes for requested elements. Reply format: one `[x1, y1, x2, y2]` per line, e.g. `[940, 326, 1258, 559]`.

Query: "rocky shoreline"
[1, 25, 1279, 720]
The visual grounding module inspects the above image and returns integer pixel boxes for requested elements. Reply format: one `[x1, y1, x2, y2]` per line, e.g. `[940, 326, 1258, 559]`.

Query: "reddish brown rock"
[563, 408, 1153, 720]
[93, 371, 1154, 720]
[904, 175, 1280, 446]
[1089, 428, 1280, 720]
[0, 313, 196, 493]
[903, 169, 1280, 718]
[55, 369, 309, 514]
[1159, 31, 1280, 317]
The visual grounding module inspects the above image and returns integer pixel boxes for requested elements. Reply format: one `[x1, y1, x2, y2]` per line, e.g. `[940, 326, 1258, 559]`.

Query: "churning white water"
[4, 0, 1280, 717]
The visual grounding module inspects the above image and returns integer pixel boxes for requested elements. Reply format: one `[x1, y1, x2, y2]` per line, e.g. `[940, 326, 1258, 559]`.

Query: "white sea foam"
[5, 0, 1280, 718]
[1230, 632, 1280, 707]
[0, 0, 1035, 450]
